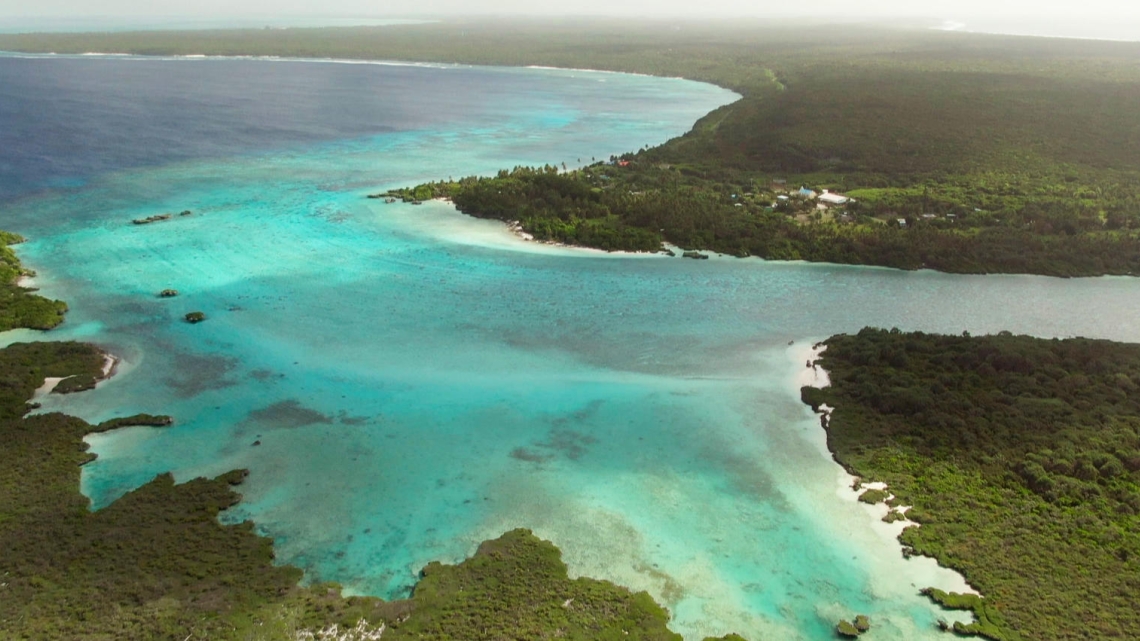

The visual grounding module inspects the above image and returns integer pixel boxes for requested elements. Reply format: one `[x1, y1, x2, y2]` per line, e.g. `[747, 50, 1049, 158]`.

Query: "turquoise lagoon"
[6, 55, 1140, 640]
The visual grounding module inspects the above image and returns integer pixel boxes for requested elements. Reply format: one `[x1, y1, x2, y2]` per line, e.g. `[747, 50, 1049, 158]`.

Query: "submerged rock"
[159, 289, 179, 298]
[682, 251, 709, 260]
[836, 620, 861, 638]
[184, 311, 207, 324]
[131, 214, 173, 225]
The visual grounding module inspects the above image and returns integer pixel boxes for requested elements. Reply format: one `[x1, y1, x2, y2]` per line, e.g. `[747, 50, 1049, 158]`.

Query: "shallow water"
[5, 54, 1140, 641]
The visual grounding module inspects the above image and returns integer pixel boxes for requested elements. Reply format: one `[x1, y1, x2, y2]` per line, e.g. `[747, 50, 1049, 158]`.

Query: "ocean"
[0, 17, 430, 34]
[4, 53, 1140, 640]
[934, 15, 1140, 41]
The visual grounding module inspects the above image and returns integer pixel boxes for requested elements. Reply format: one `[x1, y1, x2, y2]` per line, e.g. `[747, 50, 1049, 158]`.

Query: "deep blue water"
[0, 17, 428, 34]
[0, 54, 617, 199]
[3, 54, 1139, 641]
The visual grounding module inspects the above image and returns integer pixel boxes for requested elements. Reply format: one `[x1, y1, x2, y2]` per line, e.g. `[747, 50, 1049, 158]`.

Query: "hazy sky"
[3, 0, 1139, 19]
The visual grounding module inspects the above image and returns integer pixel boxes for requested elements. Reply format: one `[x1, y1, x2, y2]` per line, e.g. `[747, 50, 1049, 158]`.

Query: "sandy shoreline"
[31, 351, 120, 402]
[31, 377, 67, 400]
[371, 198, 668, 259]
[101, 352, 119, 379]
[413, 197, 729, 260]
[502, 216, 671, 257]
[794, 343, 980, 599]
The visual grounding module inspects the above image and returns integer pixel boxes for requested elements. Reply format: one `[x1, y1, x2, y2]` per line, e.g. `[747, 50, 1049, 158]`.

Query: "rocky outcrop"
[133, 210, 192, 225]
[132, 214, 172, 225]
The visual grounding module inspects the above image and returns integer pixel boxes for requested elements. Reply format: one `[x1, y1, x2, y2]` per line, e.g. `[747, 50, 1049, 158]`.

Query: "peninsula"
[0, 231, 67, 331]
[802, 329, 1140, 640]
[6, 20, 1140, 275]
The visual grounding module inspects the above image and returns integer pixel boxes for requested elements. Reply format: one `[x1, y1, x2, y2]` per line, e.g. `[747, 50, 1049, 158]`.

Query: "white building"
[819, 190, 850, 206]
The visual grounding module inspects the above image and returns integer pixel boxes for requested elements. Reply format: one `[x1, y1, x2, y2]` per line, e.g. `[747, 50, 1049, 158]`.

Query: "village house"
[818, 190, 850, 206]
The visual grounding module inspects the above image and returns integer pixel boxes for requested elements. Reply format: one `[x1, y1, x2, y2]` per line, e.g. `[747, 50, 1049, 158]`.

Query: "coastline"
[793, 342, 982, 610]
[0, 36, 1135, 638]
[383, 191, 1140, 279]
[10, 34, 1140, 278]
[0, 50, 474, 70]
[386, 197, 750, 261]
[100, 352, 119, 379]
[502, 216, 674, 257]
[932, 19, 1140, 42]
[372, 198, 671, 259]
[31, 350, 119, 401]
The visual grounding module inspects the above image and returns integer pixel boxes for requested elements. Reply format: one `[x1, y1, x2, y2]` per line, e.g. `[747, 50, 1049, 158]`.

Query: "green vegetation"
[804, 329, 1140, 640]
[0, 341, 381, 639]
[856, 488, 889, 504]
[29, 19, 1133, 274]
[391, 528, 748, 641]
[6, 19, 1140, 638]
[386, 166, 664, 252]
[0, 231, 67, 331]
[834, 614, 870, 638]
[922, 589, 1013, 640]
[96, 413, 175, 430]
[0, 340, 747, 640]
[836, 619, 861, 637]
[0, 341, 105, 417]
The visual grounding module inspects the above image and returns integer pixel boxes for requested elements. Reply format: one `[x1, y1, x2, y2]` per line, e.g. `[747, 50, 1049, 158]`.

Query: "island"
[132, 210, 192, 225]
[801, 328, 1140, 640]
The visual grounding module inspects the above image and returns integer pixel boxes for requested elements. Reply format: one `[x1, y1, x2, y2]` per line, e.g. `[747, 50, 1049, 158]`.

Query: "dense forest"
[9, 21, 1140, 274]
[391, 161, 1140, 275]
[0, 231, 67, 331]
[802, 329, 1140, 640]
